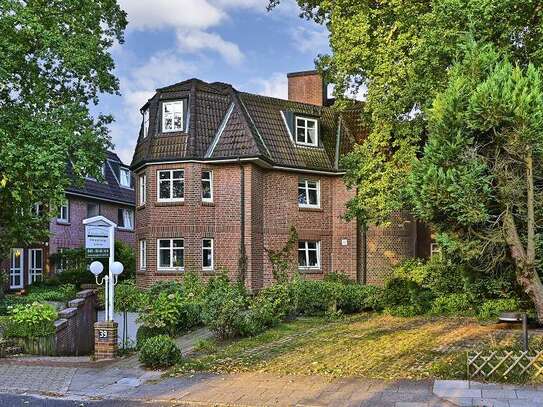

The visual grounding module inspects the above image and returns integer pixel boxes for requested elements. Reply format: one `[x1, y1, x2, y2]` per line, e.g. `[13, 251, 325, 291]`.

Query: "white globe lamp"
[89, 261, 104, 277]
[111, 261, 124, 276]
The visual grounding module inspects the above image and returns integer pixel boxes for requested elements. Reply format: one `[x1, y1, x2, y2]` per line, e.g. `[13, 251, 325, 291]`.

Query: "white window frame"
[87, 202, 100, 218]
[430, 243, 441, 258]
[295, 116, 319, 147]
[157, 169, 184, 202]
[32, 203, 43, 217]
[119, 167, 132, 189]
[202, 238, 214, 271]
[139, 239, 147, 270]
[139, 173, 147, 206]
[57, 199, 69, 223]
[157, 238, 185, 271]
[298, 179, 320, 208]
[118, 208, 134, 230]
[162, 100, 184, 133]
[298, 240, 321, 270]
[28, 248, 43, 285]
[201, 170, 213, 202]
[143, 108, 149, 138]
[9, 248, 24, 289]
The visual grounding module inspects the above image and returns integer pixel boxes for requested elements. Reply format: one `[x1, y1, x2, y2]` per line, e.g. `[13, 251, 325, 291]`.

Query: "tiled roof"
[131, 78, 364, 172]
[66, 151, 135, 206]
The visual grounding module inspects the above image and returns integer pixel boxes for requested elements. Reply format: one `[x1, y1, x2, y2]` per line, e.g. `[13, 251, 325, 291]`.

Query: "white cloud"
[118, 0, 225, 31]
[248, 72, 288, 99]
[212, 0, 268, 10]
[291, 25, 329, 54]
[176, 29, 244, 65]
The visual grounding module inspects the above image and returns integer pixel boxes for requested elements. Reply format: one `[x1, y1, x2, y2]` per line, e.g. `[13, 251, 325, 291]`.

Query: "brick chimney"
[287, 70, 326, 106]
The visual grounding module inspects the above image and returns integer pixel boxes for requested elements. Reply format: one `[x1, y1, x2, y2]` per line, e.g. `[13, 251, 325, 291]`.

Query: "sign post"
[83, 216, 124, 360]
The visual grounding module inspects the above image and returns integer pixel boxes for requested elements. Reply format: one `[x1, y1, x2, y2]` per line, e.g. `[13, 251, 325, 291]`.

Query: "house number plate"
[99, 330, 108, 340]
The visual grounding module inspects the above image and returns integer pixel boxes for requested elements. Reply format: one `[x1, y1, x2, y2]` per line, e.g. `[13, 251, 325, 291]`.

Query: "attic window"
[120, 167, 131, 188]
[143, 108, 149, 138]
[162, 100, 183, 132]
[295, 117, 318, 146]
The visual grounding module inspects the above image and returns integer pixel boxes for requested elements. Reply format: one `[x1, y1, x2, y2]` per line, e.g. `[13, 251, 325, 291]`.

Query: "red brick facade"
[135, 162, 358, 291]
[2, 195, 135, 290]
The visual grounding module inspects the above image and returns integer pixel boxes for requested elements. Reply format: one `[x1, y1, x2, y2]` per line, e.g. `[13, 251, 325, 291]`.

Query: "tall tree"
[409, 42, 543, 321]
[269, 0, 543, 225]
[0, 0, 127, 258]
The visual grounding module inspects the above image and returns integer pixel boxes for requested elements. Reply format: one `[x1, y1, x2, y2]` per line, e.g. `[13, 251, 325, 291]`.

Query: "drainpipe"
[356, 188, 367, 285]
[238, 158, 247, 285]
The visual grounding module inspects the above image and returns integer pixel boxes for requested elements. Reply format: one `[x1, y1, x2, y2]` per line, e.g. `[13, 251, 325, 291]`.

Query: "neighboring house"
[3, 151, 136, 290]
[131, 70, 431, 291]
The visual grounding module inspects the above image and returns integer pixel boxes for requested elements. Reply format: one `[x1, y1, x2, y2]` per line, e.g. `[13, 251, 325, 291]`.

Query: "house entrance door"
[28, 248, 43, 284]
[9, 248, 24, 289]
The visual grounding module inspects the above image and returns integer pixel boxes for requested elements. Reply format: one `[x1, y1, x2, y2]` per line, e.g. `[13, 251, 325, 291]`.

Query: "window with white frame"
[58, 199, 69, 222]
[162, 101, 183, 132]
[202, 238, 213, 270]
[139, 174, 147, 205]
[298, 241, 321, 269]
[120, 167, 131, 188]
[295, 117, 318, 146]
[143, 108, 149, 138]
[158, 169, 184, 201]
[157, 238, 184, 270]
[117, 208, 134, 230]
[139, 240, 147, 270]
[298, 179, 320, 208]
[201, 170, 213, 202]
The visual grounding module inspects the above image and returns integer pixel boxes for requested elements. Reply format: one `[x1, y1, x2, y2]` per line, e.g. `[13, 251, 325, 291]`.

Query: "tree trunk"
[503, 148, 543, 323]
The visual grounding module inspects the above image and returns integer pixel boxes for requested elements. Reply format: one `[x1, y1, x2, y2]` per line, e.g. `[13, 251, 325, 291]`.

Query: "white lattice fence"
[467, 351, 543, 379]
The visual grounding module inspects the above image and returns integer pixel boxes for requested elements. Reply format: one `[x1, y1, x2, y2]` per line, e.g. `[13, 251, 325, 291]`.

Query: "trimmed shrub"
[23, 284, 77, 303]
[382, 277, 433, 315]
[293, 280, 342, 316]
[324, 272, 355, 285]
[478, 298, 521, 321]
[139, 335, 181, 368]
[337, 284, 383, 314]
[4, 302, 57, 338]
[202, 274, 249, 339]
[430, 294, 474, 316]
[136, 325, 166, 349]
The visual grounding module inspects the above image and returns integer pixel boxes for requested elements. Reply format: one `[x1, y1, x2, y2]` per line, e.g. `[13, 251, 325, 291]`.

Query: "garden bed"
[173, 313, 543, 382]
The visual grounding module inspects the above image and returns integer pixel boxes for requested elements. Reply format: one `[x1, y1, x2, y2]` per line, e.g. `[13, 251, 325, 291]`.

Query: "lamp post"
[89, 260, 123, 321]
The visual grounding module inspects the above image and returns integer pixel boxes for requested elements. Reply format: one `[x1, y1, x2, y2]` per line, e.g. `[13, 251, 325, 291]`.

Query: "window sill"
[156, 200, 185, 207]
[299, 206, 323, 212]
[136, 204, 146, 211]
[202, 201, 214, 207]
[298, 268, 322, 274]
[157, 268, 184, 274]
[56, 220, 71, 226]
[117, 227, 134, 232]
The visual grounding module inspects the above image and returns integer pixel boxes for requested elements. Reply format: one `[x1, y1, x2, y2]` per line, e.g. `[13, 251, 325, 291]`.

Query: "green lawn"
[173, 313, 540, 381]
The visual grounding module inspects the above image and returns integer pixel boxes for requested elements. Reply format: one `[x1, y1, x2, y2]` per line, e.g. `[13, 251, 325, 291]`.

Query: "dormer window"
[119, 167, 131, 188]
[143, 108, 149, 138]
[162, 101, 183, 132]
[295, 117, 318, 146]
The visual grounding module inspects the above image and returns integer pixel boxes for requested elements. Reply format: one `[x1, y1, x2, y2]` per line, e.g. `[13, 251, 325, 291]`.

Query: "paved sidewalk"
[435, 380, 543, 406]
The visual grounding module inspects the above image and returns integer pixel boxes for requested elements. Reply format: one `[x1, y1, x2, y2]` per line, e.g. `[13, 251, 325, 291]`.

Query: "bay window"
[158, 169, 184, 202]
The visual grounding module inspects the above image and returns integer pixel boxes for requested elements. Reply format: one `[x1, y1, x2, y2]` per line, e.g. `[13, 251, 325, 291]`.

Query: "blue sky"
[96, 0, 330, 163]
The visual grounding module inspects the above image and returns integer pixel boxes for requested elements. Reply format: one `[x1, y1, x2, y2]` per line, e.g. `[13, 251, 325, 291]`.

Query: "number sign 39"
[99, 330, 108, 340]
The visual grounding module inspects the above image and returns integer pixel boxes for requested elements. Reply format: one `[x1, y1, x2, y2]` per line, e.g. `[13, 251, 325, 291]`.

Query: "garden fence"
[467, 350, 543, 380]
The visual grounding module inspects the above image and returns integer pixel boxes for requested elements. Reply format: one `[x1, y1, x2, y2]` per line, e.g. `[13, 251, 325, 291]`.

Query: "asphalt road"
[0, 394, 179, 406]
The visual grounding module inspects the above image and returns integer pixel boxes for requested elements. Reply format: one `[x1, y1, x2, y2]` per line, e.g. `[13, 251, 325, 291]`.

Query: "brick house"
[131, 71, 430, 291]
[3, 151, 136, 290]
